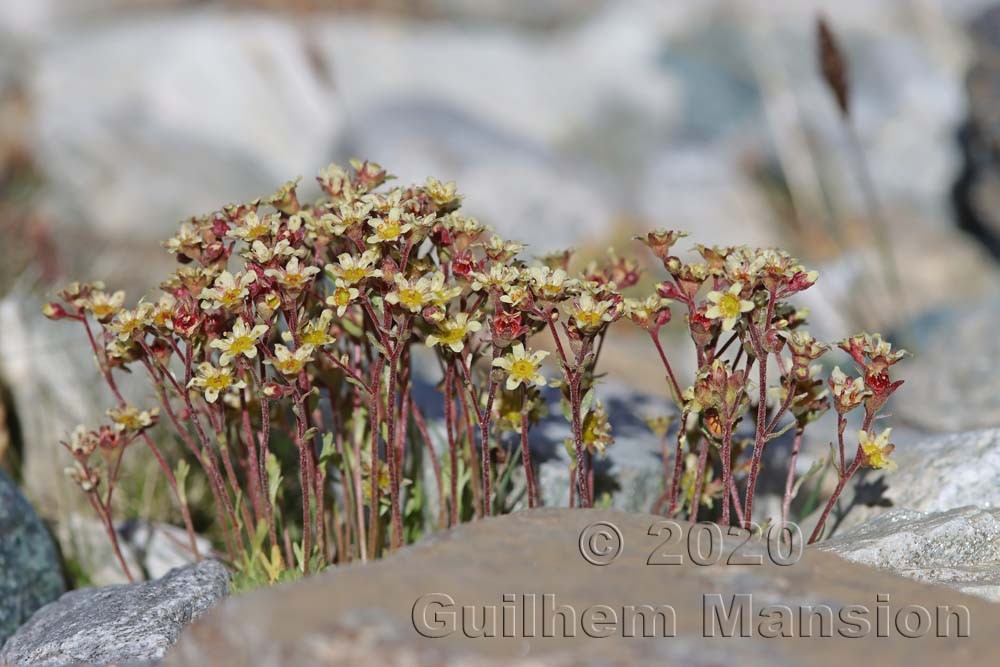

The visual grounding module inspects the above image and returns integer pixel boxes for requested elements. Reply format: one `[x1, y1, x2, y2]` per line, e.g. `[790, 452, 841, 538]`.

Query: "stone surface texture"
[167, 509, 996, 666]
[896, 299, 1000, 432]
[0, 469, 64, 647]
[818, 506, 1000, 602]
[0, 560, 229, 666]
[804, 427, 1000, 538]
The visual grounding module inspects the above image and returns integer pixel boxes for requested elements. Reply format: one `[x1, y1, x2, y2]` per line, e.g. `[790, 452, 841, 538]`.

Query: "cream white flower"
[528, 266, 574, 300]
[623, 295, 670, 329]
[265, 256, 320, 292]
[482, 235, 524, 260]
[210, 319, 269, 365]
[321, 201, 373, 235]
[325, 280, 360, 317]
[492, 344, 549, 391]
[84, 290, 126, 321]
[267, 344, 315, 376]
[705, 282, 754, 331]
[227, 211, 272, 242]
[150, 294, 177, 329]
[471, 264, 517, 292]
[830, 366, 869, 412]
[425, 313, 482, 353]
[107, 405, 159, 433]
[499, 282, 531, 308]
[318, 163, 350, 196]
[109, 301, 153, 340]
[188, 362, 245, 403]
[365, 208, 412, 245]
[569, 292, 619, 333]
[325, 251, 382, 285]
[385, 274, 432, 313]
[297, 310, 337, 347]
[164, 222, 203, 256]
[199, 271, 256, 311]
[243, 239, 302, 264]
[425, 177, 461, 206]
[426, 272, 462, 307]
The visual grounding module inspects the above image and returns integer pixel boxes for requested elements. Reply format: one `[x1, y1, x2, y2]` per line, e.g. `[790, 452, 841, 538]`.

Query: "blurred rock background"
[3, 0, 1000, 582]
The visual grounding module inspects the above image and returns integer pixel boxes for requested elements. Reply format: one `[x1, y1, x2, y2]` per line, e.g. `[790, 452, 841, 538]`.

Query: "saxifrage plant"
[44, 160, 905, 584]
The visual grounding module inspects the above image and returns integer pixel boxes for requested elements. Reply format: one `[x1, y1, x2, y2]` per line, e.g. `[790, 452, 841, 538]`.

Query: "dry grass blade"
[817, 16, 850, 118]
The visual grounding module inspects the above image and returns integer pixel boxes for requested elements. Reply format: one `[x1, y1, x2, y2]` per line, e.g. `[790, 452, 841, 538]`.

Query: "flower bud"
[42, 302, 69, 320]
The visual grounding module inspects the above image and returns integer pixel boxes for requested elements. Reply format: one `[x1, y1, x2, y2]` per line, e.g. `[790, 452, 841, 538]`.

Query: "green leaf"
[266, 453, 283, 507]
[341, 318, 363, 338]
[791, 456, 829, 499]
[318, 433, 337, 468]
[580, 386, 597, 421]
[365, 331, 389, 358]
[174, 460, 190, 505]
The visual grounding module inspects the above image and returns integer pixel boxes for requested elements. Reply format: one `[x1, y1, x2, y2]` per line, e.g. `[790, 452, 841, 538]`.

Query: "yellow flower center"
[437, 325, 467, 346]
[333, 288, 351, 307]
[205, 372, 233, 392]
[114, 413, 141, 429]
[343, 267, 366, 283]
[220, 288, 243, 307]
[399, 288, 424, 310]
[228, 335, 254, 357]
[576, 310, 603, 329]
[245, 223, 268, 240]
[510, 359, 537, 382]
[862, 443, 891, 469]
[717, 293, 742, 319]
[378, 221, 401, 241]
[277, 359, 305, 375]
[283, 274, 306, 289]
[302, 330, 327, 346]
[91, 304, 116, 318]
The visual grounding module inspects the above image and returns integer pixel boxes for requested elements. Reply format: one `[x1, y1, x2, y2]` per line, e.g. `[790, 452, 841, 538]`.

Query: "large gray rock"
[0, 469, 64, 647]
[897, 300, 1000, 432]
[817, 506, 1000, 602]
[805, 428, 1000, 538]
[29, 10, 341, 245]
[167, 509, 998, 666]
[0, 560, 229, 666]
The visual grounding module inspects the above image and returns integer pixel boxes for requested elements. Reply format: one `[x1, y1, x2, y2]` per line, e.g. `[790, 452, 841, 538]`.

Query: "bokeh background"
[3, 0, 1000, 582]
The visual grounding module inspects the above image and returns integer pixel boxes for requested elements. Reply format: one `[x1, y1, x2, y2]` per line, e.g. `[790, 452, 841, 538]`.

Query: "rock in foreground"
[0, 469, 64, 646]
[817, 506, 1000, 603]
[168, 510, 994, 666]
[0, 560, 228, 666]
[803, 428, 1000, 537]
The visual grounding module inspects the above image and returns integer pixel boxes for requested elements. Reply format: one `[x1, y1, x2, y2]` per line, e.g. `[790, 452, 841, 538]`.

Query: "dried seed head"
[817, 16, 851, 117]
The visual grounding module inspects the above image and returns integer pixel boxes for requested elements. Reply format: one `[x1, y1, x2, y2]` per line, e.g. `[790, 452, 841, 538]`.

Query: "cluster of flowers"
[45, 160, 905, 579]
[635, 232, 905, 540]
